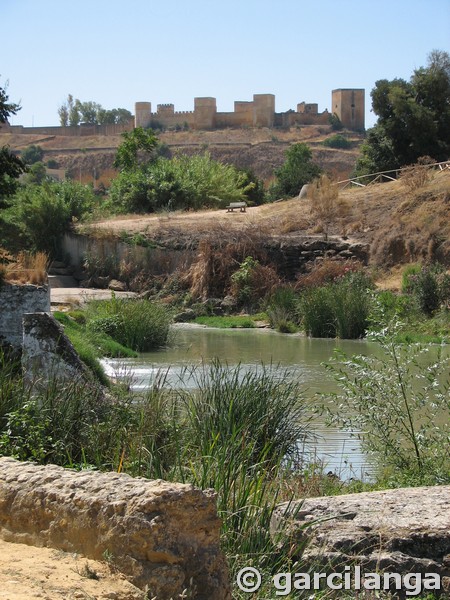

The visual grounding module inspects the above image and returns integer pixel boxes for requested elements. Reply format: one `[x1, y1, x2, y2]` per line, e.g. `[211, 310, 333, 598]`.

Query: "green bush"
[85, 296, 172, 352]
[268, 143, 322, 200]
[402, 263, 450, 316]
[265, 286, 299, 332]
[299, 272, 373, 338]
[21, 144, 44, 165]
[2, 180, 96, 256]
[109, 153, 251, 214]
[322, 134, 351, 149]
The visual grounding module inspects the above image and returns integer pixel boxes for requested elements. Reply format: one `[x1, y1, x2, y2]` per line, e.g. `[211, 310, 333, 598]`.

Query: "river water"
[103, 324, 377, 479]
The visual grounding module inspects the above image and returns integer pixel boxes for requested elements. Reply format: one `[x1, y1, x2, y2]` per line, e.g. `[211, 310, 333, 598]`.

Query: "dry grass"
[1, 251, 49, 285]
[82, 168, 449, 271]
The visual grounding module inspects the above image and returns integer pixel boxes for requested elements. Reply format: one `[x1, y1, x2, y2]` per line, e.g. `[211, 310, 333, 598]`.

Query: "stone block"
[0, 457, 231, 599]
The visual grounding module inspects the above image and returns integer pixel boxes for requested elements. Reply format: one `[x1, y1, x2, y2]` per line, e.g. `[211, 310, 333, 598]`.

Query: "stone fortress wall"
[135, 89, 365, 131]
[5, 88, 364, 136]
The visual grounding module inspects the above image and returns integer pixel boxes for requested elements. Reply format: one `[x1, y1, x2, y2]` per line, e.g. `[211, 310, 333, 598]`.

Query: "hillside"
[85, 167, 450, 268]
[0, 125, 363, 185]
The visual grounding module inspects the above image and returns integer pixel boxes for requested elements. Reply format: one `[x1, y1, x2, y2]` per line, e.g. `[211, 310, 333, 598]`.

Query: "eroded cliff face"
[0, 457, 231, 600]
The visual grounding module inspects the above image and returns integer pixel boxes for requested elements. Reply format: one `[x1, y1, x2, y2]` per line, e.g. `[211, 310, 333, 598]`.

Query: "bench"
[226, 202, 247, 213]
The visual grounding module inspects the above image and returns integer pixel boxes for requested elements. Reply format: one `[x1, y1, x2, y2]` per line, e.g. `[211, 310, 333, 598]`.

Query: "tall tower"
[253, 94, 275, 127]
[135, 102, 152, 128]
[194, 97, 217, 129]
[331, 89, 365, 131]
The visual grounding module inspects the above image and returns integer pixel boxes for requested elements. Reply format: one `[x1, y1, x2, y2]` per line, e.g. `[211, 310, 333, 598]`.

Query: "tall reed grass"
[299, 272, 373, 339]
[85, 294, 172, 352]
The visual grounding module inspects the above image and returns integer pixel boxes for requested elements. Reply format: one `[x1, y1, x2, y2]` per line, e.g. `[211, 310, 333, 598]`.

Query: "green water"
[104, 324, 376, 478]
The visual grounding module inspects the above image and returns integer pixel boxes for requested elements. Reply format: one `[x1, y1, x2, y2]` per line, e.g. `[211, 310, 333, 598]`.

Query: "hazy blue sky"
[2, 0, 449, 129]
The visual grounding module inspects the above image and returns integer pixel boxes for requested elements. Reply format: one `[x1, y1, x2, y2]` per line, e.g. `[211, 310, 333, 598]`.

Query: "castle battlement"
[135, 90, 364, 131]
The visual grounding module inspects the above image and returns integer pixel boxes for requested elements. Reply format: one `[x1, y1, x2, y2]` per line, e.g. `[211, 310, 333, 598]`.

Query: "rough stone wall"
[62, 232, 369, 284]
[0, 457, 231, 600]
[194, 97, 217, 129]
[0, 283, 50, 352]
[4, 122, 133, 137]
[271, 486, 450, 596]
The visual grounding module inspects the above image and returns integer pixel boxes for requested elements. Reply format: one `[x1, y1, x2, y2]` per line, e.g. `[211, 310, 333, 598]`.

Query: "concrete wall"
[0, 283, 50, 351]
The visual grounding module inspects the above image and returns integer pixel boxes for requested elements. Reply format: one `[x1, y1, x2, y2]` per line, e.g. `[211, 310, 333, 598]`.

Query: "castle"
[135, 89, 365, 131]
[3, 88, 364, 137]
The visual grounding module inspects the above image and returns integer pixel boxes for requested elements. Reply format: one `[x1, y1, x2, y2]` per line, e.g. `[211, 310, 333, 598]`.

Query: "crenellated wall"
[132, 89, 363, 131]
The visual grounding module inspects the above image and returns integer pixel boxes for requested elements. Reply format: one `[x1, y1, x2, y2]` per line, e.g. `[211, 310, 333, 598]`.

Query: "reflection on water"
[103, 325, 376, 479]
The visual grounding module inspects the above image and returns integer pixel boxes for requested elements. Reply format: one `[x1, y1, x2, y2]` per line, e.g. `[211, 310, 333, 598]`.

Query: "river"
[103, 324, 377, 479]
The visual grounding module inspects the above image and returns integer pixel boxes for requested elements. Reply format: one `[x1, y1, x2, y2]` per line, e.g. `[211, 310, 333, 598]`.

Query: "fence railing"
[336, 161, 450, 190]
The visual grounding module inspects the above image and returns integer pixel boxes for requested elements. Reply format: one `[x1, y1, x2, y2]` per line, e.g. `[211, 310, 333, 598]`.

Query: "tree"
[0, 81, 26, 206]
[269, 143, 321, 199]
[355, 50, 450, 176]
[21, 145, 44, 165]
[113, 127, 159, 171]
[58, 95, 133, 127]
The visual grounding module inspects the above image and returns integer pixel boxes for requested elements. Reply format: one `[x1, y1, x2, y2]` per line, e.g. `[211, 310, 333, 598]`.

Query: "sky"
[2, 0, 449, 130]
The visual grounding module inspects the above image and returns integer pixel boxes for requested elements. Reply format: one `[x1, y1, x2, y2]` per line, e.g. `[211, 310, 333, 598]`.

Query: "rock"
[108, 279, 128, 292]
[271, 486, 450, 594]
[173, 308, 196, 322]
[0, 457, 231, 600]
[298, 184, 310, 199]
[92, 275, 110, 289]
[220, 295, 237, 313]
[0, 283, 50, 352]
[22, 312, 94, 386]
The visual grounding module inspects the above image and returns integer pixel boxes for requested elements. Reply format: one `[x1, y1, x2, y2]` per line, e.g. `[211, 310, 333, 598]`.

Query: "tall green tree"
[0, 81, 26, 207]
[355, 50, 450, 176]
[58, 95, 132, 127]
[269, 143, 321, 199]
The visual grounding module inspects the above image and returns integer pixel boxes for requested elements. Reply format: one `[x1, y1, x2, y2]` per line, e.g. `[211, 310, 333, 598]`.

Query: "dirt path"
[0, 538, 144, 599]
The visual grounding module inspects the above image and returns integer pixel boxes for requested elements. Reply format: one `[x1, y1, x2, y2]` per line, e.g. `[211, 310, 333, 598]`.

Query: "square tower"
[332, 89, 365, 131]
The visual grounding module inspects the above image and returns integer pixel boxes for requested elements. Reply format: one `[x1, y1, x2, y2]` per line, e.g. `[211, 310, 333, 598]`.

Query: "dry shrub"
[2, 251, 49, 285]
[308, 175, 351, 240]
[295, 258, 363, 290]
[278, 214, 311, 234]
[183, 230, 269, 300]
[399, 156, 434, 194]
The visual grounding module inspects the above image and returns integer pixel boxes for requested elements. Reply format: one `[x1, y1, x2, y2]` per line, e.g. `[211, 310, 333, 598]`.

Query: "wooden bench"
[226, 202, 247, 213]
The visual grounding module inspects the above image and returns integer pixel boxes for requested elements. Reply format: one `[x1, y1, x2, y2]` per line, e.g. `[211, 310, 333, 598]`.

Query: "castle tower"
[135, 102, 152, 128]
[331, 89, 365, 131]
[194, 97, 217, 129]
[253, 94, 275, 127]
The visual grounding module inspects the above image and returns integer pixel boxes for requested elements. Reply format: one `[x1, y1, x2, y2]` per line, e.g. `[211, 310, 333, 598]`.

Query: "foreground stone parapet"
[271, 486, 450, 595]
[0, 457, 231, 600]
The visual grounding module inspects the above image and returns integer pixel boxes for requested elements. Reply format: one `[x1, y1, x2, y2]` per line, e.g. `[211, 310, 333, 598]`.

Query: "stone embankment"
[271, 486, 450, 596]
[0, 457, 231, 599]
